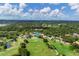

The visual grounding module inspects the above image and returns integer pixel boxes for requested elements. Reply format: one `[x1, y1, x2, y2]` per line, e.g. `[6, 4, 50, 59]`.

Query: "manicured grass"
[0, 36, 79, 56]
[27, 37, 57, 56]
[48, 40, 78, 56]
[0, 46, 18, 56]
[0, 37, 57, 56]
[0, 37, 24, 56]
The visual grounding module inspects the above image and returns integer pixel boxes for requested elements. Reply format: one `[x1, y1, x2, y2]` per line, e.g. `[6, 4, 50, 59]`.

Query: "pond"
[33, 32, 41, 37]
[5, 42, 11, 48]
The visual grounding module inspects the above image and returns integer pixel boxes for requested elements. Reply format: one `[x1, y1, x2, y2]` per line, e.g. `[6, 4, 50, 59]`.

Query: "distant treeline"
[0, 20, 79, 24]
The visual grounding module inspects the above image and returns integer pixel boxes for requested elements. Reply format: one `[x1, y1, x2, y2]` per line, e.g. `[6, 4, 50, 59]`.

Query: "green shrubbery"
[63, 37, 78, 43]
[24, 39, 29, 44]
[18, 43, 30, 56]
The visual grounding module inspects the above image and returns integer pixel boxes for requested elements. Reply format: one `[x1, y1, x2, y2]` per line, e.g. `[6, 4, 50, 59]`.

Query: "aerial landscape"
[0, 3, 79, 56]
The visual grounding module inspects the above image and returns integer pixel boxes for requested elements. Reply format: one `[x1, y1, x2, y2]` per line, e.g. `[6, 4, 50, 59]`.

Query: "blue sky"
[0, 3, 79, 20]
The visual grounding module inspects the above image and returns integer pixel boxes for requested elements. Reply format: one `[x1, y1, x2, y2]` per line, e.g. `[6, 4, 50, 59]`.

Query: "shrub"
[20, 43, 26, 48]
[0, 42, 4, 46]
[24, 39, 29, 44]
[64, 37, 78, 43]
[18, 43, 30, 56]
[18, 47, 30, 56]
[43, 38, 48, 43]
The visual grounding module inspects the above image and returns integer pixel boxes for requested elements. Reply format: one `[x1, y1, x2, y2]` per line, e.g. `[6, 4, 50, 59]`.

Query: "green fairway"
[27, 37, 57, 56]
[0, 37, 24, 56]
[48, 40, 79, 56]
[0, 36, 79, 56]
[0, 46, 18, 56]
[0, 37, 57, 56]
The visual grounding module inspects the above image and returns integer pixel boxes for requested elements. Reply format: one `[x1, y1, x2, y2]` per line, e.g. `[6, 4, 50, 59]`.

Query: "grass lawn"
[1, 36, 79, 56]
[27, 37, 57, 56]
[0, 46, 18, 56]
[48, 40, 79, 56]
[0, 37, 57, 56]
[0, 37, 24, 56]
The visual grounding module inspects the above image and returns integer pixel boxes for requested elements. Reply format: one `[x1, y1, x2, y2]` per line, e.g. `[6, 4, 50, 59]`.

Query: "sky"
[0, 3, 79, 20]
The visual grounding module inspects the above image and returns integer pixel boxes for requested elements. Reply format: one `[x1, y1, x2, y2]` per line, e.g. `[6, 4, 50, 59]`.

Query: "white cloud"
[49, 3, 60, 5]
[68, 3, 79, 14]
[23, 6, 66, 20]
[0, 3, 69, 20]
[40, 7, 51, 14]
[34, 9, 39, 13]
[49, 9, 59, 16]
[19, 3, 26, 8]
[0, 3, 27, 20]
[0, 3, 13, 16]
[18, 3, 26, 13]
[28, 9, 34, 14]
[10, 8, 24, 16]
[61, 6, 66, 11]
[69, 3, 79, 10]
